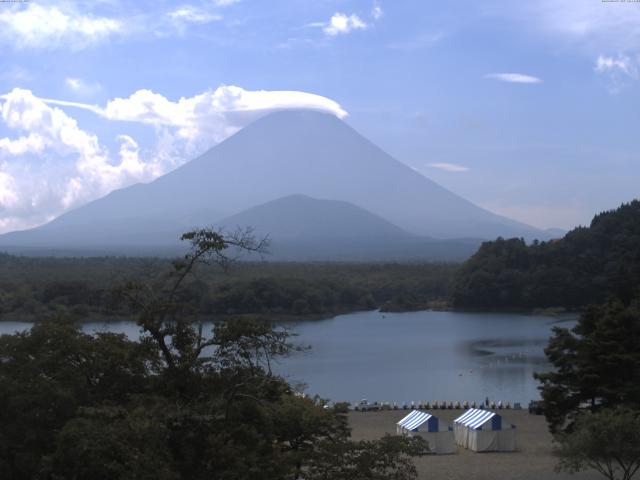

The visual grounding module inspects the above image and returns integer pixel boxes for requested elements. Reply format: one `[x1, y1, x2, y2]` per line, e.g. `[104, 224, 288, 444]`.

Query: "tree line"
[451, 200, 640, 309]
[0, 254, 456, 321]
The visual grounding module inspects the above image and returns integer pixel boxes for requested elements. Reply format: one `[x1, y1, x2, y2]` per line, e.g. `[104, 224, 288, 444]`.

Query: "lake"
[0, 310, 575, 405]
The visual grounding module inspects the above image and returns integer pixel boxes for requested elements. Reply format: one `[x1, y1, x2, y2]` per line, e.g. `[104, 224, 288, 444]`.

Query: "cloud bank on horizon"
[0, 86, 347, 233]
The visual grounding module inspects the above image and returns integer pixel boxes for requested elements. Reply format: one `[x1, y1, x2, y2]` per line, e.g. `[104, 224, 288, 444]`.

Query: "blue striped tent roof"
[397, 410, 433, 431]
[454, 409, 497, 430]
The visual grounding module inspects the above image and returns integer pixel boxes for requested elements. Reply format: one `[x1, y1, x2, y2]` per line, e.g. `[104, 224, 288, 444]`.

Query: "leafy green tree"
[305, 434, 429, 480]
[0, 321, 157, 480]
[44, 406, 178, 480]
[536, 298, 640, 433]
[555, 408, 640, 480]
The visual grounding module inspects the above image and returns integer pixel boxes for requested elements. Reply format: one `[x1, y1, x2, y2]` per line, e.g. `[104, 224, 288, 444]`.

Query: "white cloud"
[65, 77, 102, 96]
[167, 5, 222, 25]
[323, 13, 367, 36]
[0, 1, 242, 48]
[428, 162, 469, 173]
[63, 86, 347, 156]
[595, 54, 639, 78]
[594, 54, 640, 92]
[0, 86, 347, 233]
[66, 78, 82, 91]
[0, 171, 19, 210]
[67, 87, 342, 155]
[372, 2, 383, 21]
[212, 0, 241, 5]
[0, 168, 31, 233]
[484, 73, 542, 84]
[0, 3, 121, 49]
[488, 0, 640, 92]
[595, 55, 633, 76]
[0, 89, 166, 233]
[520, 0, 640, 51]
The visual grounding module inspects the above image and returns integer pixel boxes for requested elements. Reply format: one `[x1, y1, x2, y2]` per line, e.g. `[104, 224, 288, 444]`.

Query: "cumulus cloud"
[428, 162, 469, 173]
[0, 170, 27, 232]
[595, 54, 639, 78]
[322, 13, 368, 36]
[484, 73, 542, 84]
[65, 77, 102, 96]
[309, 3, 382, 38]
[167, 5, 222, 30]
[595, 55, 633, 75]
[0, 1, 243, 49]
[0, 3, 121, 49]
[594, 54, 639, 92]
[372, 2, 383, 21]
[0, 88, 167, 232]
[0, 86, 347, 233]
[0, 171, 19, 210]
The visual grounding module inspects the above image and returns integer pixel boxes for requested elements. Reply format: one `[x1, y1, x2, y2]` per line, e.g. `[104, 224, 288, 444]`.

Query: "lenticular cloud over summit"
[44, 86, 348, 134]
[0, 86, 347, 234]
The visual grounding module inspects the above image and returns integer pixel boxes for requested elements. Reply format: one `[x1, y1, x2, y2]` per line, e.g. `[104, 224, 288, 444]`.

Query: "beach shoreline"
[348, 410, 600, 480]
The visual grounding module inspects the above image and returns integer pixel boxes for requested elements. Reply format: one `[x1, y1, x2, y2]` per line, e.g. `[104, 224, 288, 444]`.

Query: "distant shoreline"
[0, 305, 580, 325]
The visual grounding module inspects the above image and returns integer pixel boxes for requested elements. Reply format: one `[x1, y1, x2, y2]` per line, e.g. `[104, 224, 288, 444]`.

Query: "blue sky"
[0, 0, 639, 233]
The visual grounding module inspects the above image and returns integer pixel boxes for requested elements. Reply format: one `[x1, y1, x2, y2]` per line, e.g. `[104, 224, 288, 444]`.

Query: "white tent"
[396, 410, 455, 454]
[453, 408, 516, 452]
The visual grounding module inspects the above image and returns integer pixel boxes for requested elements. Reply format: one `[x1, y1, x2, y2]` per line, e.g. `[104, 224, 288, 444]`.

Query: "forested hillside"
[0, 256, 456, 321]
[451, 200, 640, 309]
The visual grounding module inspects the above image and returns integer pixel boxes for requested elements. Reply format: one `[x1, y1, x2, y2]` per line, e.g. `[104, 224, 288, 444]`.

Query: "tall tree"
[536, 298, 640, 433]
[555, 408, 640, 480]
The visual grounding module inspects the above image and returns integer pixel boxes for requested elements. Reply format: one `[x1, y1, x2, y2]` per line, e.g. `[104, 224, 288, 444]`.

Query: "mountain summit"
[0, 109, 548, 254]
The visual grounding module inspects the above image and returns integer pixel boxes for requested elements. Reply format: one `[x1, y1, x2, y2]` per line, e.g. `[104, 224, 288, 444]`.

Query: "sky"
[0, 0, 639, 233]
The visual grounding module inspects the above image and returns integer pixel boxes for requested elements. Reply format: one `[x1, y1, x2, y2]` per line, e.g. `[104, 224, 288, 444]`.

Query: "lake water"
[0, 310, 576, 405]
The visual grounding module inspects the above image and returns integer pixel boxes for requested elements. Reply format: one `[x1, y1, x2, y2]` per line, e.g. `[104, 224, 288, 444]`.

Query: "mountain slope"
[144, 109, 542, 239]
[0, 109, 548, 254]
[217, 194, 411, 240]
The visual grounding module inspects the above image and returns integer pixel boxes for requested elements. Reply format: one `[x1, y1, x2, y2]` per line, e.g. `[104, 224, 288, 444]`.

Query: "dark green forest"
[451, 200, 640, 309]
[0, 229, 429, 480]
[0, 255, 456, 322]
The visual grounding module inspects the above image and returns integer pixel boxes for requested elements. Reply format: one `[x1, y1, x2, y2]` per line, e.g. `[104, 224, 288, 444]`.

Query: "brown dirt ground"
[348, 409, 602, 480]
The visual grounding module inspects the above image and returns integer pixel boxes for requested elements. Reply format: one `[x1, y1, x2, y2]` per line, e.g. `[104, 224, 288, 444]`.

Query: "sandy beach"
[349, 409, 601, 480]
